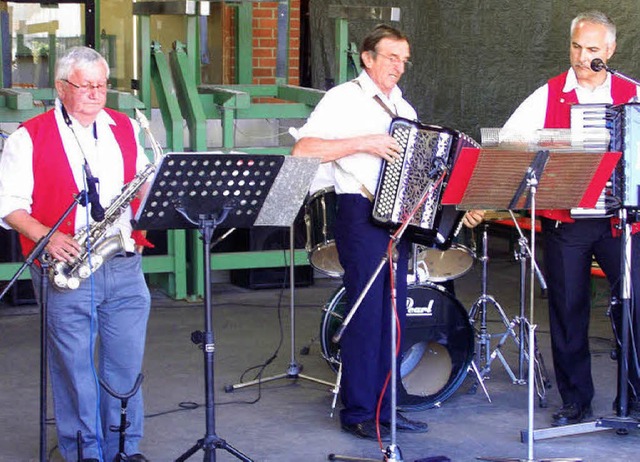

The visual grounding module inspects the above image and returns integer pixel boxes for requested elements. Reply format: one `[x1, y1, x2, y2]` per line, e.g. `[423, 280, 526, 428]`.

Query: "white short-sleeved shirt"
[294, 71, 417, 196]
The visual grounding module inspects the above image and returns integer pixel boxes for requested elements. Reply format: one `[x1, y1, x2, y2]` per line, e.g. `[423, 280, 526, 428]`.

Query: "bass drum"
[320, 284, 474, 411]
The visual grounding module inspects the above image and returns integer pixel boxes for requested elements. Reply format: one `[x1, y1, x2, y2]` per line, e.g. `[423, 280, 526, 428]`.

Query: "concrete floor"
[1, 228, 639, 462]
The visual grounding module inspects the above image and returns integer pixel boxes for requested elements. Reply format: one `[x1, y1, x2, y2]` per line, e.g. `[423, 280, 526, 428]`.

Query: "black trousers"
[541, 217, 640, 407]
[334, 194, 409, 425]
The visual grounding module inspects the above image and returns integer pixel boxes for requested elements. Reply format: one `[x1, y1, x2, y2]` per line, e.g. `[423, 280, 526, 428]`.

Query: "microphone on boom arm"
[590, 58, 640, 90]
[590, 58, 608, 72]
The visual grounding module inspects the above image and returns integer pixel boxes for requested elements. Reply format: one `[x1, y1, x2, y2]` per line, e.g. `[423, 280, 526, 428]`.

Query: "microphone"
[428, 157, 447, 179]
[590, 58, 606, 72]
[86, 175, 105, 222]
[62, 104, 105, 222]
[82, 162, 105, 222]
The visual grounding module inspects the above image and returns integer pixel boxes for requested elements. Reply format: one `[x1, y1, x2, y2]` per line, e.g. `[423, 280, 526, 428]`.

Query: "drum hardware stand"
[467, 214, 550, 406]
[329, 353, 342, 418]
[467, 222, 520, 391]
[508, 212, 551, 397]
[224, 224, 336, 393]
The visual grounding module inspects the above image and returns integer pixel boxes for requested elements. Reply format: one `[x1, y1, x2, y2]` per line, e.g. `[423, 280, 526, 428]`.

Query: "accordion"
[372, 117, 480, 249]
[570, 103, 640, 217]
[608, 103, 640, 211]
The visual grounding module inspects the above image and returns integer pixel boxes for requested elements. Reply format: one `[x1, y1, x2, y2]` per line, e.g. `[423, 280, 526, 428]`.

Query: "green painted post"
[335, 18, 349, 84]
[148, 41, 189, 300]
[137, 15, 152, 117]
[169, 41, 209, 298]
[236, 2, 253, 84]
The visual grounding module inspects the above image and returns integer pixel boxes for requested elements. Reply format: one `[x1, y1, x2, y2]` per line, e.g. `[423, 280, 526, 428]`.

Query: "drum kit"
[304, 191, 550, 413]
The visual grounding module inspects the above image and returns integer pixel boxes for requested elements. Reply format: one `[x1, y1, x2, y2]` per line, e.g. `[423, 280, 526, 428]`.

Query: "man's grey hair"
[54, 46, 109, 81]
[571, 10, 616, 45]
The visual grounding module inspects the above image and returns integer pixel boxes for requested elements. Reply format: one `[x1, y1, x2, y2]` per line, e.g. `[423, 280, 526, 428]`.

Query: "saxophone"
[49, 109, 164, 290]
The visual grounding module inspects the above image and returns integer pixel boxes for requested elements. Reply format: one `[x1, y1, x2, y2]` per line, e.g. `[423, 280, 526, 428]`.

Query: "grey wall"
[308, 0, 640, 141]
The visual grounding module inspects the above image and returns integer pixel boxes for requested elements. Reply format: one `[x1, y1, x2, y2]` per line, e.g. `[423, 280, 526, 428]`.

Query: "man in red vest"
[503, 11, 640, 427]
[0, 47, 151, 461]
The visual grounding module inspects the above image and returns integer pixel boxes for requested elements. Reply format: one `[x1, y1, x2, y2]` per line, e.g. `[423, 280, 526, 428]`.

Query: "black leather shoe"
[551, 402, 592, 426]
[341, 419, 390, 441]
[382, 413, 429, 433]
[126, 455, 150, 462]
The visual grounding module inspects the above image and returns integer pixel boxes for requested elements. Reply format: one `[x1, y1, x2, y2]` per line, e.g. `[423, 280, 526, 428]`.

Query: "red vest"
[540, 71, 637, 222]
[19, 108, 139, 257]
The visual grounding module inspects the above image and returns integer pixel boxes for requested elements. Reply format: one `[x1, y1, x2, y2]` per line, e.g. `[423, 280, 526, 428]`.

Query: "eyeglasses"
[373, 51, 413, 70]
[62, 79, 109, 93]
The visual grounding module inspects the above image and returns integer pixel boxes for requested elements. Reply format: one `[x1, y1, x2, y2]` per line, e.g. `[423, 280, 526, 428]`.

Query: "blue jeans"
[32, 254, 150, 461]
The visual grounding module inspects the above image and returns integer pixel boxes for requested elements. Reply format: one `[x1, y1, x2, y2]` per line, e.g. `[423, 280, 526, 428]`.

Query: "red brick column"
[222, 1, 300, 85]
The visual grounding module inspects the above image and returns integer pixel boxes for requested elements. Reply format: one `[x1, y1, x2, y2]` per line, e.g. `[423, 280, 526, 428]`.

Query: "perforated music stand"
[134, 151, 319, 462]
[442, 146, 621, 462]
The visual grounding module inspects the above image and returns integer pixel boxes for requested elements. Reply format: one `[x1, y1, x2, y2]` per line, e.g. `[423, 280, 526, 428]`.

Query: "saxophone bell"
[76, 232, 127, 279]
[49, 231, 127, 291]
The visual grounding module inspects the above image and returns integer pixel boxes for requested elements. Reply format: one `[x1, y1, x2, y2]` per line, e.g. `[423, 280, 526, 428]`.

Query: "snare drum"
[304, 187, 344, 278]
[320, 283, 474, 411]
[415, 244, 475, 283]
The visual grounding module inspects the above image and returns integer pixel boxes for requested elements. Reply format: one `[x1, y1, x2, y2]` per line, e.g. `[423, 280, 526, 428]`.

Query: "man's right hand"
[45, 231, 81, 263]
[363, 134, 403, 163]
[4, 209, 81, 263]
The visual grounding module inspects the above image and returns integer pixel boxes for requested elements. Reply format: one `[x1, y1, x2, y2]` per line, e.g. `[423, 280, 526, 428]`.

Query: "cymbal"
[482, 210, 523, 221]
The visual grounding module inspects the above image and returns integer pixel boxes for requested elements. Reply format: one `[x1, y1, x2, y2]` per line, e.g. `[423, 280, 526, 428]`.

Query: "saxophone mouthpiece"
[134, 108, 150, 130]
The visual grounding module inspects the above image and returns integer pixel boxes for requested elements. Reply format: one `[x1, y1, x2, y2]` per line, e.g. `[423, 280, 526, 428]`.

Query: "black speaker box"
[0, 228, 36, 305]
[230, 213, 313, 290]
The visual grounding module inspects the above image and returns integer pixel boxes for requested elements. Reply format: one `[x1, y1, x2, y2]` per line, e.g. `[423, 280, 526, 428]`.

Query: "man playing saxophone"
[0, 46, 151, 462]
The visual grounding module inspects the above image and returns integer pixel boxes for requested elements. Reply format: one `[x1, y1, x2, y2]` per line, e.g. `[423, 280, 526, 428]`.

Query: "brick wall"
[222, 1, 300, 85]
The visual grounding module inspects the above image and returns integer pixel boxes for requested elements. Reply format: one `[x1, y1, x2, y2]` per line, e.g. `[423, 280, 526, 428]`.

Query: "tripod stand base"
[328, 454, 381, 462]
[525, 415, 640, 442]
[477, 457, 582, 462]
[225, 362, 335, 392]
[176, 434, 253, 462]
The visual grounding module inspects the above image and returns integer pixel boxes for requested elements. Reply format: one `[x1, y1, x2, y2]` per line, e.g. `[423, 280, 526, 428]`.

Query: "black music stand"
[134, 151, 319, 462]
[442, 146, 621, 462]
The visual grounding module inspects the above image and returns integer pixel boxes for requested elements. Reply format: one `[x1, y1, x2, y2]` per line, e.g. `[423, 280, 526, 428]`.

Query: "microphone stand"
[0, 191, 88, 462]
[591, 58, 640, 88]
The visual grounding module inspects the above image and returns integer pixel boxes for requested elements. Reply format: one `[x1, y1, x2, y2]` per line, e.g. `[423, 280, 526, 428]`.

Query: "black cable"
[229, 244, 294, 405]
[60, 104, 105, 223]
